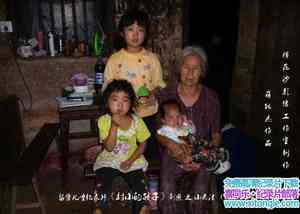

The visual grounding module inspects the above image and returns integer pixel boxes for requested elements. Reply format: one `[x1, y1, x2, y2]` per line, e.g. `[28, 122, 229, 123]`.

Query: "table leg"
[59, 119, 69, 184]
[90, 118, 98, 135]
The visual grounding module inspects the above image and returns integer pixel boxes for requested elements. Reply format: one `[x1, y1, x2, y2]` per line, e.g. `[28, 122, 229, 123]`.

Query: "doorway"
[183, 0, 240, 126]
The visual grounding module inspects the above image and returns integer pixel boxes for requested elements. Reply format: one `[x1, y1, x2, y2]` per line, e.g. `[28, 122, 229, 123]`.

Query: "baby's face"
[163, 106, 183, 128]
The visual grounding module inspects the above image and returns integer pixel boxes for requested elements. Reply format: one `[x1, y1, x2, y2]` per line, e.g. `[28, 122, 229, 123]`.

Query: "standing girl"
[93, 80, 150, 214]
[103, 9, 166, 160]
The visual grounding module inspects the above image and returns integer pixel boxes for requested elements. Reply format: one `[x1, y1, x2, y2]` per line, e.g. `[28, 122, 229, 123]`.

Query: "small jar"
[78, 41, 86, 56]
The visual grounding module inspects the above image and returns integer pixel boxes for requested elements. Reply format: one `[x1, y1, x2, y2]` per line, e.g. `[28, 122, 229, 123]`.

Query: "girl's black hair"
[117, 9, 149, 48]
[119, 9, 149, 34]
[102, 79, 136, 114]
[159, 99, 182, 119]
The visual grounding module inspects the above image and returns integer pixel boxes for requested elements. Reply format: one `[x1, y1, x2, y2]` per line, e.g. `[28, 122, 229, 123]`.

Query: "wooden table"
[58, 103, 102, 175]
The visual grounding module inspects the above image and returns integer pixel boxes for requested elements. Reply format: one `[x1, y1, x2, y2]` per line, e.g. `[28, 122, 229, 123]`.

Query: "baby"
[157, 99, 194, 143]
[157, 99, 198, 171]
[157, 99, 230, 174]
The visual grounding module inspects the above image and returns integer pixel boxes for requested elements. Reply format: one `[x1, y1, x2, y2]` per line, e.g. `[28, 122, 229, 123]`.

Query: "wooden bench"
[0, 95, 59, 214]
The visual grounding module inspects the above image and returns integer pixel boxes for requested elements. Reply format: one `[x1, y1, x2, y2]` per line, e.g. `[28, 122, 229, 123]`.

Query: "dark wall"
[250, 0, 300, 176]
[184, 0, 240, 126]
[13, 0, 33, 38]
[232, 0, 300, 176]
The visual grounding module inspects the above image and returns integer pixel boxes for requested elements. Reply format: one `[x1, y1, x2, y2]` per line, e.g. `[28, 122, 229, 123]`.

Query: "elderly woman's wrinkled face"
[180, 54, 203, 86]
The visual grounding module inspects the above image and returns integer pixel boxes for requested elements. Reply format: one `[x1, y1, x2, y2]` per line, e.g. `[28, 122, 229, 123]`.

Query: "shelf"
[17, 55, 98, 62]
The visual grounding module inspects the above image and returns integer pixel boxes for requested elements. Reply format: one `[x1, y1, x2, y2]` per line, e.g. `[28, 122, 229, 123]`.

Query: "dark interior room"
[183, 0, 240, 125]
[1, 0, 299, 214]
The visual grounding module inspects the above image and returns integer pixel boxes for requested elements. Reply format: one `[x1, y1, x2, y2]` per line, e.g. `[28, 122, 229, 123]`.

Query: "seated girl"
[93, 79, 150, 214]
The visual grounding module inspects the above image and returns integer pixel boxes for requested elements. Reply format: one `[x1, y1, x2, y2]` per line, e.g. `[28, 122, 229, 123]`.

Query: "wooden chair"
[0, 95, 59, 214]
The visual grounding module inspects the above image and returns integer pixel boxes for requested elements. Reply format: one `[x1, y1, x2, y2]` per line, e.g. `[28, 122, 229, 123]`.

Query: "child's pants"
[95, 167, 147, 214]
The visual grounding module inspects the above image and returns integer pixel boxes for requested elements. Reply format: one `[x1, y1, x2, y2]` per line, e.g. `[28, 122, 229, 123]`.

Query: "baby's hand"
[120, 160, 132, 171]
[182, 115, 188, 125]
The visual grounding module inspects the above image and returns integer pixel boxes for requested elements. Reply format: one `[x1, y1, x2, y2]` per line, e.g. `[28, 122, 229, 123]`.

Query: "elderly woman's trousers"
[159, 150, 212, 214]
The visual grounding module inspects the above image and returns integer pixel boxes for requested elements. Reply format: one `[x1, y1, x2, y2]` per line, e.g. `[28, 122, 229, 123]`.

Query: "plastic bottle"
[37, 31, 44, 50]
[93, 31, 103, 56]
[57, 33, 64, 55]
[48, 32, 56, 57]
[94, 57, 105, 94]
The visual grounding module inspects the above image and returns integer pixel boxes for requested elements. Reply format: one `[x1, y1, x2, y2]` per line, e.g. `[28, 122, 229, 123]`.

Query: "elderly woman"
[157, 46, 221, 214]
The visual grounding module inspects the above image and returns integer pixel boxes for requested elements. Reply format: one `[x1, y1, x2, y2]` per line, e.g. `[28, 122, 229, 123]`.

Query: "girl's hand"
[120, 159, 132, 171]
[111, 114, 122, 127]
[139, 94, 156, 107]
[112, 114, 132, 130]
[144, 94, 156, 106]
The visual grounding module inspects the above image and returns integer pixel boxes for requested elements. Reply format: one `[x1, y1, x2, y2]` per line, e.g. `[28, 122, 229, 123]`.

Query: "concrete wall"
[0, 56, 96, 145]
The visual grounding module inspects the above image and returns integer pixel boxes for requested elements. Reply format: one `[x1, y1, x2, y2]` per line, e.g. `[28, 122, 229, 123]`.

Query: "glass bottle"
[94, 57, 105, 94]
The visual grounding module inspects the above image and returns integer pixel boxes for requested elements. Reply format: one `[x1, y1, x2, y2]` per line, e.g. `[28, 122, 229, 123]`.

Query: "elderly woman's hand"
[181, 159, 201, 171]
[168, 141, 191, 163]
[156, 134, 192, 163]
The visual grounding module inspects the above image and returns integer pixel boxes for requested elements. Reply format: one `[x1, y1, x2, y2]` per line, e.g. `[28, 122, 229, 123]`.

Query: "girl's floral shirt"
[93, 114, 150, 173]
